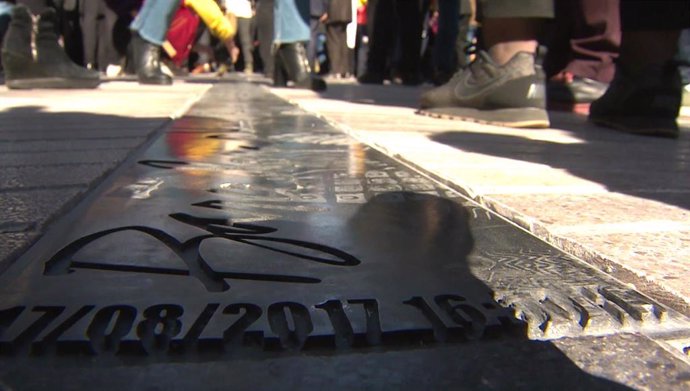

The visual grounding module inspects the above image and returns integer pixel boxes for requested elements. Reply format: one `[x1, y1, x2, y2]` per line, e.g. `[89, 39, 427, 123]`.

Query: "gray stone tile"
[0, 187, 86, 225]
[0, 149, 133, 167]
[0, 164, 114, 190]
[0, 232, 37, 272]
[0, 138, 145, 153]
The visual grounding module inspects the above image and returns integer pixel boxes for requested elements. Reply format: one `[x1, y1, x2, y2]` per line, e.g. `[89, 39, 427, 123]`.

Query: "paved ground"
[1, 75, 690, 390]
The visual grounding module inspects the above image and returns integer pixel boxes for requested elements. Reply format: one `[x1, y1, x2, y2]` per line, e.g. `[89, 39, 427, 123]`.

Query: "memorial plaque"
[1, 83, 689, 389]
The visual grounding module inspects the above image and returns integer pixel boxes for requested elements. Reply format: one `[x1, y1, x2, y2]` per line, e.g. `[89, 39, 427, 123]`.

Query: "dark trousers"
[433, 0, 459, 74]
[470, 0, 554, 19]
[236, 17, 254, 69]
[365, 0, 425, 78]
[256, 0, 274, 76]
[543, 0, 620, 83]
[17, 0, 52, 14]
[621, 0, 690, 31]
[326, 22, 349, 75]
[80, 0, 119, 70]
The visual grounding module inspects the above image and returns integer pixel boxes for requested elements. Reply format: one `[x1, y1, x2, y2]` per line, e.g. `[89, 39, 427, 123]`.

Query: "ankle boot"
[272, 47, 288, 87]
[1, 5, 46, 89]
[2, 6, 100, 89]
[35, 8, 100, 88]
[275, 42, 326, 91]
[132, 32, 172, 85]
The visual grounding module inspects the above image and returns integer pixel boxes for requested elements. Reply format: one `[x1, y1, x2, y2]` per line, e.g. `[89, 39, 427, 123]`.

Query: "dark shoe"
[132, 32, 172, 85]
[396, 72, 423, 86]
[547, 73, 608, 114]
[2, 6, 99, 89]
[1, 5, 36, 88]
[418, 51, 549, 128]
[35, 8, 100, 88]
[357, 72, 384, 84]
[589, 62, 681, 138]
[274, 42, 326, 91]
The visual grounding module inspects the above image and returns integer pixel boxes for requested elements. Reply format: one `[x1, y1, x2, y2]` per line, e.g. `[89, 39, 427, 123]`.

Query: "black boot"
[2, 6, 100, 89]
[131, 32, 172, 85]
[35, 8, 100, 88]
[274, 42, 326, 91]
[2, 6, 46, 89]
[272, 46, 288, 87]
[2, 5, 100, 89]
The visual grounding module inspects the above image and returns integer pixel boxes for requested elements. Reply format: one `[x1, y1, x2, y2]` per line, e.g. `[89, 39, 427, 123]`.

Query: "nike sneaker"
[418, 51, 549, 128]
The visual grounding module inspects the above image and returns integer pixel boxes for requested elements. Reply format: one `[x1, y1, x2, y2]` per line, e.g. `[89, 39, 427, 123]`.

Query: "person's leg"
[308, 17, 320, 69]
[545, 0, 620, 83]
[0, 4, 11, 68]
[358, 0, 394, 83]
[419, 0, 553, 128]
[543, 0, 620, 112]
[80, 0, 100, 69]
[256, 0, 275, 76]
[130, 0, 178, 46]
[2, 4, 100, 89]
[99, 2, 120, 71]
[394, 0, 425, 85]
[326, 22, 347, 75]
[273, 0, 326, 91]
[129, 0, 178, 84]
[432, 0, 460, 85]
[589, 0, 690, 138]
[16, 0, 50, 14]
[237, 17, 253, 72]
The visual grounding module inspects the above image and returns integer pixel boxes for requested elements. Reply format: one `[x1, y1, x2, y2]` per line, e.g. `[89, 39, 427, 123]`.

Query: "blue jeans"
[130, 0, 179, 45]
[0, 1, 13, 17]
[274, 0, 310, 44]
[0, 1, 11, 48]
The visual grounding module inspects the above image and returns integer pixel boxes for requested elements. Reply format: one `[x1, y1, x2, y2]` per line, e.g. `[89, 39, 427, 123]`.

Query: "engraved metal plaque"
[1, 83, 688, 390]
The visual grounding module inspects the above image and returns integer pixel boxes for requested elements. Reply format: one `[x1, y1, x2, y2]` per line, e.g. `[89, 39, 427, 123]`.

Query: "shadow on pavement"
[430, 113, 690, 210]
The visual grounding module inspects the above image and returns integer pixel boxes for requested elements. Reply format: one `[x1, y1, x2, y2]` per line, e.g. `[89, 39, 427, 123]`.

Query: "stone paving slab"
[270, 82, 690, 316]
[0, 81, 211, 273]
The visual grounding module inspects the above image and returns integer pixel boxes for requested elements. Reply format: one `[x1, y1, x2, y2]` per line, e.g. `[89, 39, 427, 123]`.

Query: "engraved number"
[222, 303, 262, 348]
[87, 305, 137, 353]
[268, 302, 313, 350]
[137, 304, 184, 353]
[404, 297, 448, 342]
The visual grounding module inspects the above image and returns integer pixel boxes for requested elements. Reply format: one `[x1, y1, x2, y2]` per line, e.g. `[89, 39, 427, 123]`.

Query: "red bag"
[166, 5, 201, 66]
[357, 5, 367, 25]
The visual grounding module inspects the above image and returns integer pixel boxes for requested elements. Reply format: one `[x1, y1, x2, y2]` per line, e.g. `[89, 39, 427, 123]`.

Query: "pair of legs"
[421, 0, 689, 137]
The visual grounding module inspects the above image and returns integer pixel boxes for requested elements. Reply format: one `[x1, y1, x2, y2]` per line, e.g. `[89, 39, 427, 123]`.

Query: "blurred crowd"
[0, 0, 689, 137]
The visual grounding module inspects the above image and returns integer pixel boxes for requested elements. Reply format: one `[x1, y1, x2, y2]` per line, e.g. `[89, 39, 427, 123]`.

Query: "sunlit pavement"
[1, 74, 689, 390]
